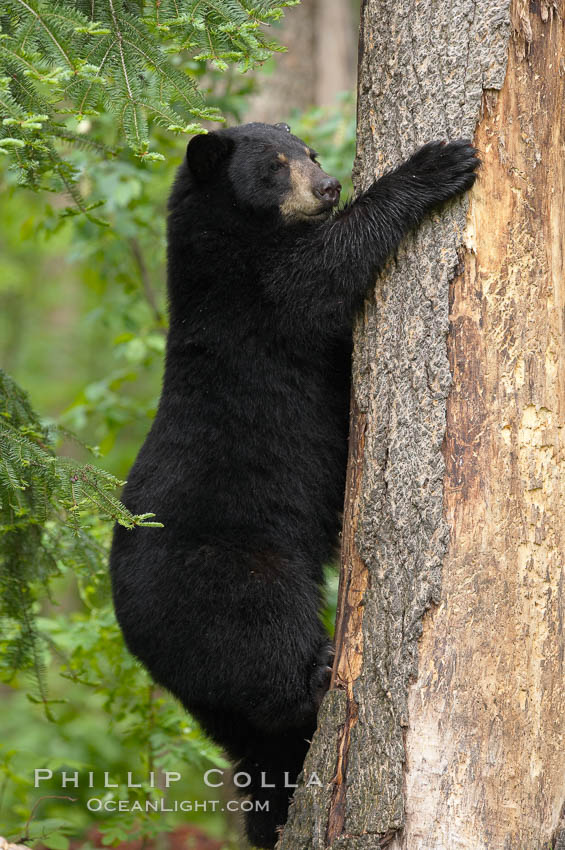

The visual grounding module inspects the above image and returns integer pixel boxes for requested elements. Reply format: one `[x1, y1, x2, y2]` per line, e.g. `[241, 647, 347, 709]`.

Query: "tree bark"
[278, 1, 565, 848]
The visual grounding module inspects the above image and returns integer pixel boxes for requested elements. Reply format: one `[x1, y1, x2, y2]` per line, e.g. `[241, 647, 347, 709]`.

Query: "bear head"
[184, 122, 341, 224]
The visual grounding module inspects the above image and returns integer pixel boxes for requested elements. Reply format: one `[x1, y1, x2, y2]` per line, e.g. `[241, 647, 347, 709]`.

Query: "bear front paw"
[404, 139, 480, 204]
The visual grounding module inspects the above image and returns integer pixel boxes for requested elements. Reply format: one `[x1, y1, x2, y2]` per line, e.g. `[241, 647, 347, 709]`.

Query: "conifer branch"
[0, 0, 296, 183]
[107, 0, 142, 147]
[12, 0, 77, 69]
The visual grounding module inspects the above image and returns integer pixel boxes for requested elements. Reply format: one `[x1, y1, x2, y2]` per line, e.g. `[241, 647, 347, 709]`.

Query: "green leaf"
[43, 833, 70, 850]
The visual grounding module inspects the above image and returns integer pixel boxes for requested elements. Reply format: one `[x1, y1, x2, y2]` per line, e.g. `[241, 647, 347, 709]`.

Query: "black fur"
[110, 123, 478, 848]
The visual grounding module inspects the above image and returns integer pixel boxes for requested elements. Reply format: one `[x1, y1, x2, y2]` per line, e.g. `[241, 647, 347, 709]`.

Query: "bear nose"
[314, 177, 341, 205]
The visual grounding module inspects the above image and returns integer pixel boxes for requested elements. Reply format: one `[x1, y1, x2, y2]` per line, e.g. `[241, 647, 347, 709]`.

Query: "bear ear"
[274, 122, 291, 133]
[186, 132, 234, 181]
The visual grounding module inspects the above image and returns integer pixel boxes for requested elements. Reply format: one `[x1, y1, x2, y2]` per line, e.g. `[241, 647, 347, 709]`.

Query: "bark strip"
[327, 398, 367, 844]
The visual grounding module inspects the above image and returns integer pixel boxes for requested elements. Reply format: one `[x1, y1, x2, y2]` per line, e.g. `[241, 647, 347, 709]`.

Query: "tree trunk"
[314, 0, 357, 107]
[246, 0, 356, 123]
[278, 1, 565, 849]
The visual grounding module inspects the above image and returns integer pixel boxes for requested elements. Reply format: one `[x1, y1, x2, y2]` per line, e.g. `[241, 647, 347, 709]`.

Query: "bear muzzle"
[313, 177, 342, 207]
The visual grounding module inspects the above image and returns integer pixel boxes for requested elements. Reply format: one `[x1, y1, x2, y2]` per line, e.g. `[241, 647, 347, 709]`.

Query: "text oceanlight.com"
[86, 798, 268, 813]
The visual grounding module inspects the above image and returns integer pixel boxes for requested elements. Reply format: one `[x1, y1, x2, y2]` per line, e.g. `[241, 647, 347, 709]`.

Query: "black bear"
[110, 122, 478, 848]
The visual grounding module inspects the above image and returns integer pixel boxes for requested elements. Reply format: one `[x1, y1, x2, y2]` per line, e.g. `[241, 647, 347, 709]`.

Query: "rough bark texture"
[279, 0, 565, 848]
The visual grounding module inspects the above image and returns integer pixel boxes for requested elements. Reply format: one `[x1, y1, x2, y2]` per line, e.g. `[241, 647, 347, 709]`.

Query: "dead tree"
[279, 1, 565, 848]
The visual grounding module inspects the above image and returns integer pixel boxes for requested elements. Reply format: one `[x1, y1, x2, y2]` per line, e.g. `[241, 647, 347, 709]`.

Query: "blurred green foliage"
[0, 4, 356, 839]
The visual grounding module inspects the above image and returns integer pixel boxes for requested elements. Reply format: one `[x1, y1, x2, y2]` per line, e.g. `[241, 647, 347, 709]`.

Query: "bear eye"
[270, 159, 287, 172]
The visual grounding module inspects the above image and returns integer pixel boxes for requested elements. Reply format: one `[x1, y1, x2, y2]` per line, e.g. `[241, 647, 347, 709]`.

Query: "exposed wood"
[394, 4, 565, 847]
[327, 397, 367, 844]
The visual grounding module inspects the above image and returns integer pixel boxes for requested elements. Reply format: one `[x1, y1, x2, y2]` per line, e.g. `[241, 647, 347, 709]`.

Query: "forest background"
[0, 1, 359, 846]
